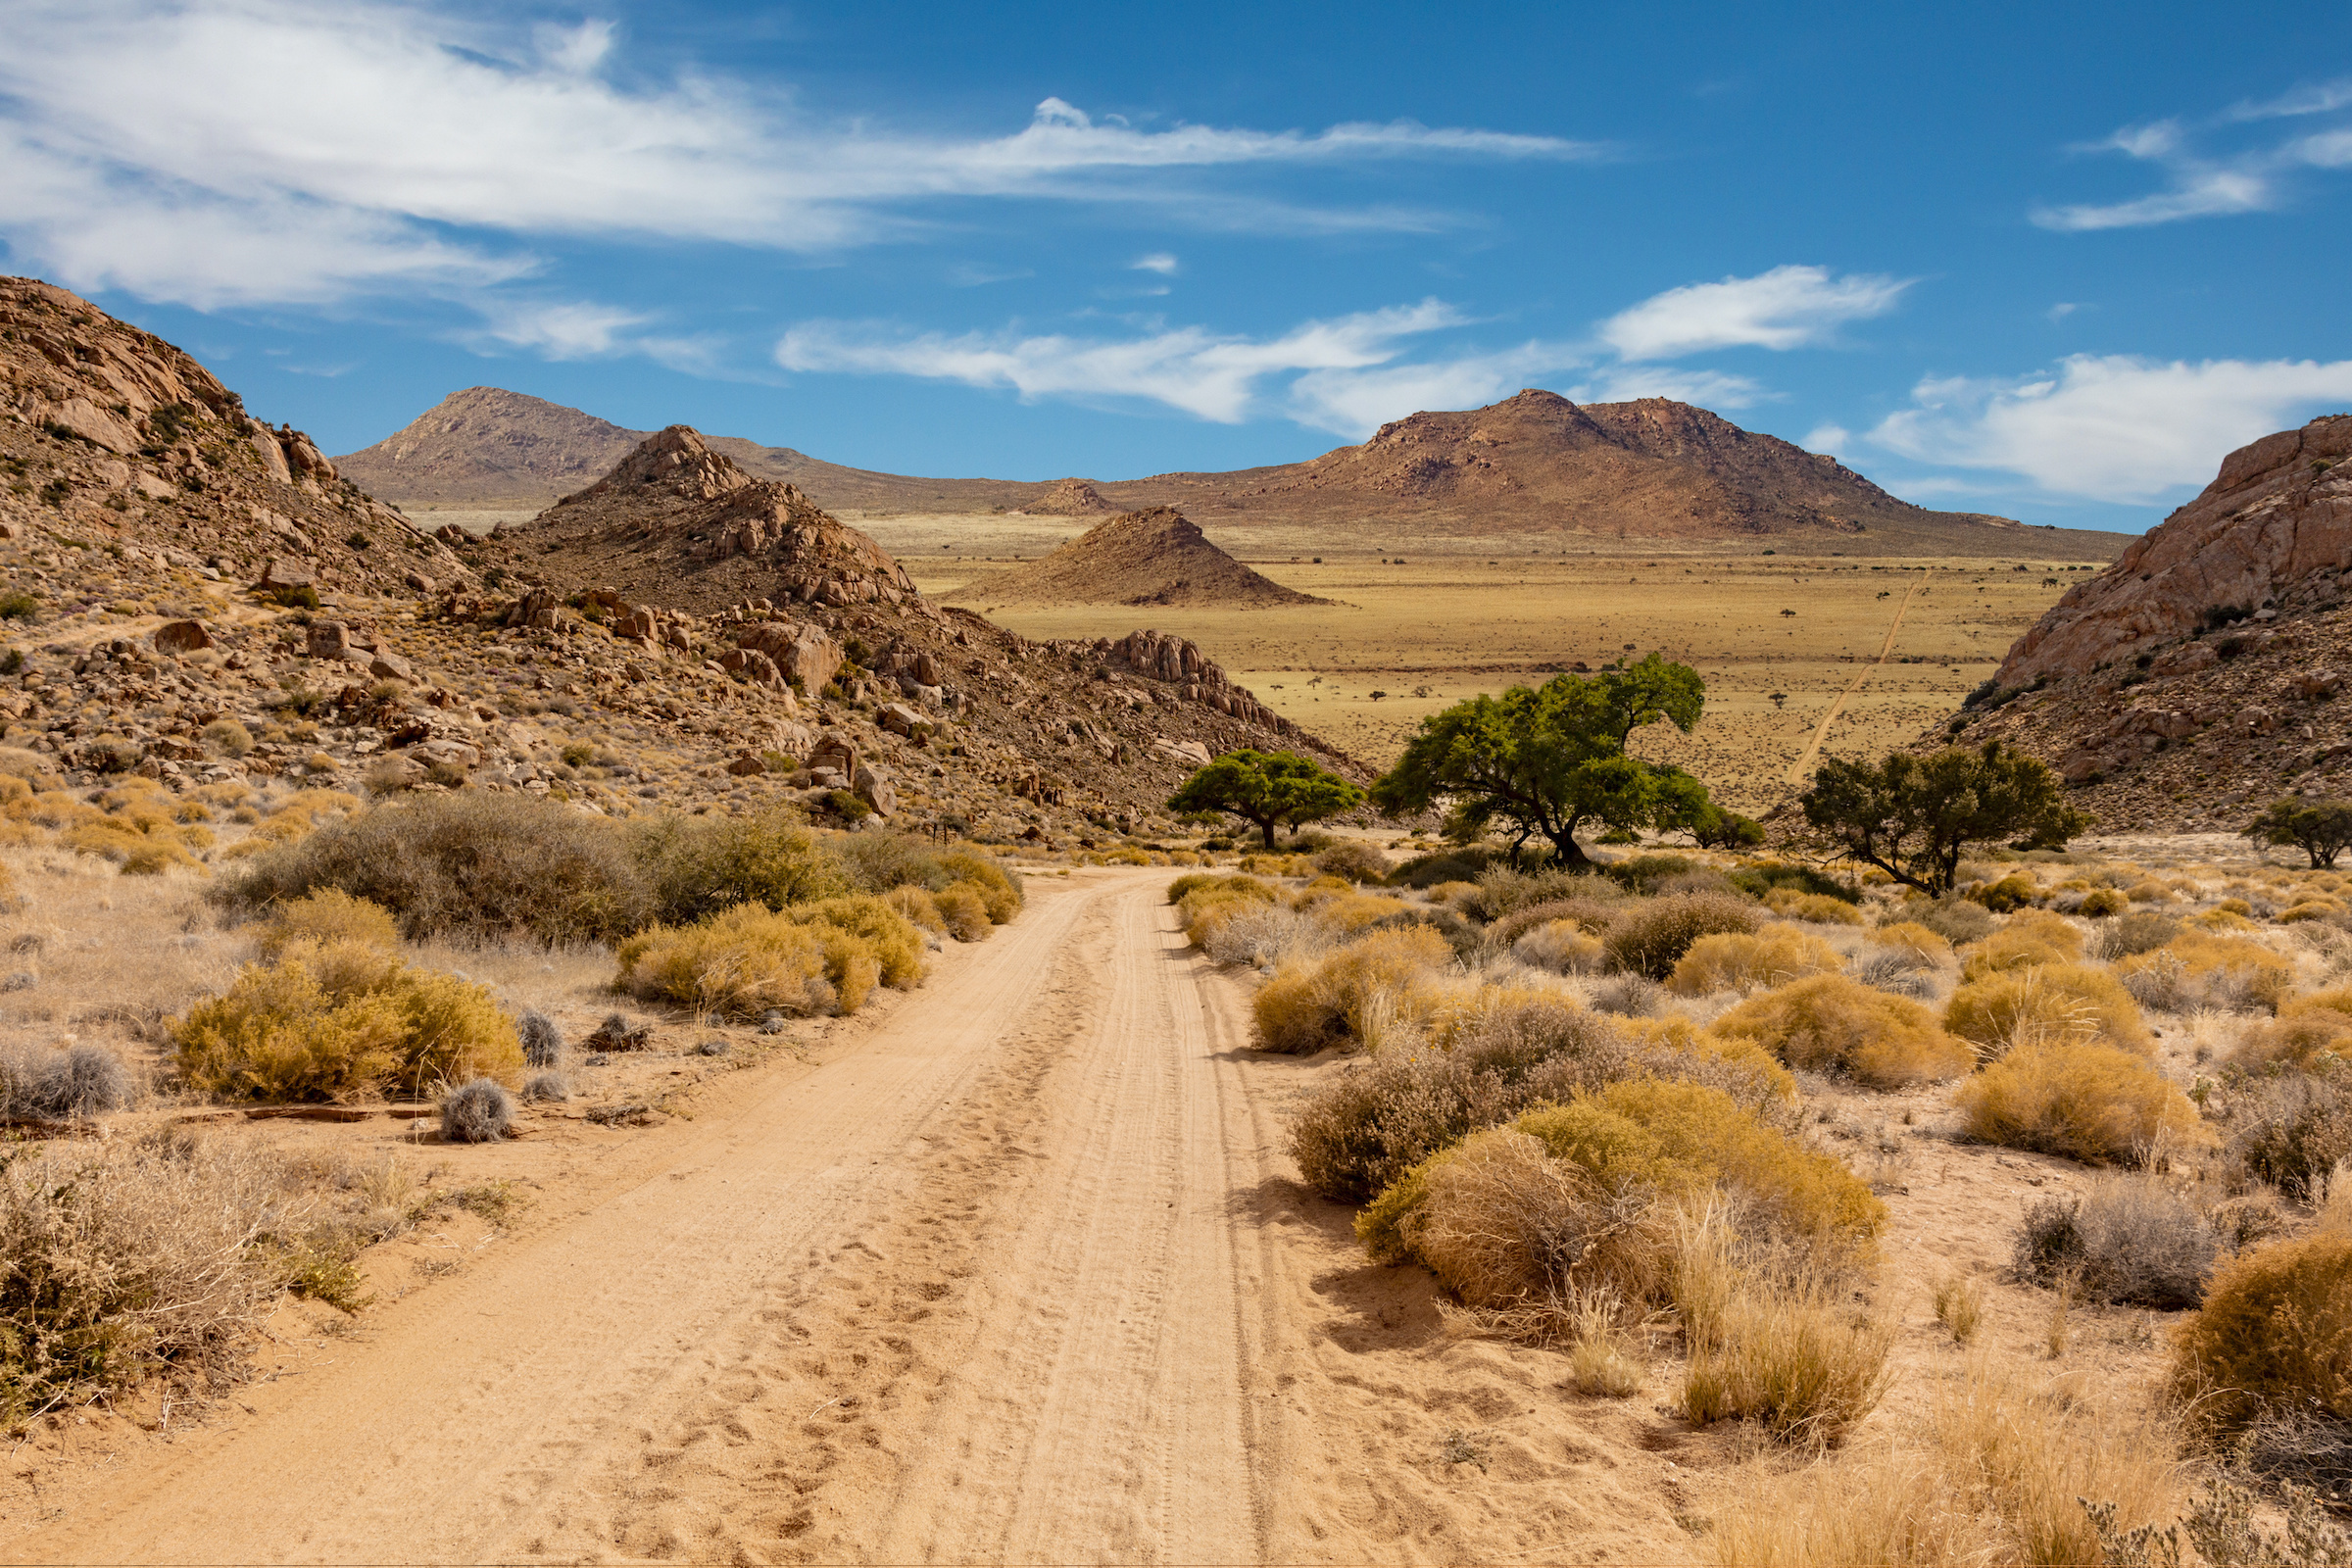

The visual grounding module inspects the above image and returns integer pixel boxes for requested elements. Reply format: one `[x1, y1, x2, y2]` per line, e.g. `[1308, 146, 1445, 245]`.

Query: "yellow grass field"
[874, 518, 2119, 809]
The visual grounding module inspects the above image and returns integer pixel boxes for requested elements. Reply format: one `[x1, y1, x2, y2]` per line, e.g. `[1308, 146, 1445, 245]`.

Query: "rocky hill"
[462, 428, 1364, 828]
[340, 386, 2124, 558]
[0, 275, 472, 601]
[1938, 414, 2352, 830]
[0, 284, 1365, 850]
[945, 508, 1327, 609]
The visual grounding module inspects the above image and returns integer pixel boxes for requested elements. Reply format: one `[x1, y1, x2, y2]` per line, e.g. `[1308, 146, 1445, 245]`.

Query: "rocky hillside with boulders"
[0, 276, 472, 601]
[0, 284, 1365, 850]
[1938, 414, 2352, 831]
[456, 427, 1364, 832]
[946, 507, 1327, 609]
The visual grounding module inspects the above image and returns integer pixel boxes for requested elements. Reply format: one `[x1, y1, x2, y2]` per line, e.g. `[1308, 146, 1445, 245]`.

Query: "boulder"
[876, 702, 934, 739]
[809, 735, 859, 778]
[258, 558, 317, 592]
[737, 620, 843, 694]
[151, 620, 212, 655]
[854, 764, 897, 817]
[413, 738, 481, 769]
[307, 621, 352, 659]
[368, 651, 416, 682]
[725, 755, 769, 776]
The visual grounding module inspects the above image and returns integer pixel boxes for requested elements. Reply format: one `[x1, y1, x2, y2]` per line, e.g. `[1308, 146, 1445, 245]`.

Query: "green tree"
[1799, 740, 2090, 896]
[1369, 654, 1716, 868]
[1689, 802, 1766, 851]
[1167, 750, 1365, 850]
[2244, 797, 2352, 868]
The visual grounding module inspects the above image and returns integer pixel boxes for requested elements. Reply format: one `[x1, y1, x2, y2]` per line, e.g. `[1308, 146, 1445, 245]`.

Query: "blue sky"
[3, 0, 2349, 532]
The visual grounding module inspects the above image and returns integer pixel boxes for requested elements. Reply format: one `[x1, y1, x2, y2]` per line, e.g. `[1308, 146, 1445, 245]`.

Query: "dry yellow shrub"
[1613, 1015, 1797, 1102]
[1762, 889, 1866, 926]
[2172, 1229, 2352, 1433]
[1512, 918, 1605, 974]
[258, 888, 399, 957]
[1667, 922, 1840, 996]
[2125, 879, 2176, 904]
[1960, 910, 2085, 980]
[1945, 962, 2150, 1058]
[935, 883, 994, 942]
[2117, 930, 2295, 1012]
[1712, 974, 1974, 1088]
[1867, 920, 1955, 966]
[616, 904, 881, 1018]
[1953, 1040, 2206, 1165]
[2233, 1010, 2352, 1072]
[174, 940, 520, 1102]
[791, 895, 926, 989]
[884, 884, 946, 935]
[1251, 925, 1452, 1054]
[938, 849, 1022, 922]
[1303, 890, 1411, 936]
[2278, 899, 2346, 924]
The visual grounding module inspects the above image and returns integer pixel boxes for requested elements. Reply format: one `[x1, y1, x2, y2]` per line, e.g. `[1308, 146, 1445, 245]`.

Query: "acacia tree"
[2244, 798, 2352, 868]
[1369, 654, 1718, 867]
[1168, 749, 1365, 849]
[1799, 740, 2090, 895]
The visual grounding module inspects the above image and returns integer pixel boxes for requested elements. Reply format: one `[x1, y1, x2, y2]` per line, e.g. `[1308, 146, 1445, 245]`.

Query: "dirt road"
[22, 869, 1693, 1566]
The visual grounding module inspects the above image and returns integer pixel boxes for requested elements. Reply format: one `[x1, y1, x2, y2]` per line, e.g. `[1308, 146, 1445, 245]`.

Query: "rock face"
[332, 386, 645, 508]
[1998, 416, 2352, 687]
[945, 508, 1327, 609]
[1933, 416, 2352, 830]
[0, 275, 471, 599]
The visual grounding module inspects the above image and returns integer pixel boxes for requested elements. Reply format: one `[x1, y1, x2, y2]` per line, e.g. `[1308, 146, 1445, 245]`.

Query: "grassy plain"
[869, 514, 2125, 810]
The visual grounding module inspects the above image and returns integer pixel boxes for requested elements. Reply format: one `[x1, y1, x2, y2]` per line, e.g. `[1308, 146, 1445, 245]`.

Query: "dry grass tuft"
[1668, 922, 1842, 996]
[1944, 962, 2150, 1059]
[2172, 1226, 2352, 1436]
[1603, 892, 1763, 980]
[616, 903, 881, 1020]
[1711, 973, 1975, 1088]
[1953, 1040, 2205, 1166]
[1251, 924, 1452, 1054]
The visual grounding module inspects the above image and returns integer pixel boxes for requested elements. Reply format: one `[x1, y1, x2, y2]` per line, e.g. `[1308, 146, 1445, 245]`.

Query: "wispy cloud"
[1132, 252, 1180, 274]
[778, 301, 1473, 423]
[1597, 265, 1910, 361]
[1865, 354, 2352, 500]
[2033, 78, 2352, 230]
[0, 0, 1594, 317]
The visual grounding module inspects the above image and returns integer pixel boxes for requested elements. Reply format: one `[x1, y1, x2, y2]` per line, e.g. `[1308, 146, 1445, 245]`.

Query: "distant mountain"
[340, 385, 2123, 558]
[946, 508, 1328, 609]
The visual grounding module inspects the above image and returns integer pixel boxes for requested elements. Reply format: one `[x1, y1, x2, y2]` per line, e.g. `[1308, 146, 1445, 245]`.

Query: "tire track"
[1786, 581, 1920, 786]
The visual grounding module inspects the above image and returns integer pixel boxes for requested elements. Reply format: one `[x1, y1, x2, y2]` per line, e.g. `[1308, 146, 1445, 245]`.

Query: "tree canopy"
[2244, 797, 2352, 868]
[1799, 740, 2089, 896]
[1369, 654, 1716, 867]
[1167, 749, 1365, 849]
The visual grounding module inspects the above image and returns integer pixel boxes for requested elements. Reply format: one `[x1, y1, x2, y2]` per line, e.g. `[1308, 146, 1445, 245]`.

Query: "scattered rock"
[150, 620, 211, 654]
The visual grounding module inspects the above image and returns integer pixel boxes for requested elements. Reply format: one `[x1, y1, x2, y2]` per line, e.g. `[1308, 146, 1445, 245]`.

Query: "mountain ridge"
[338, 385, 2125, 559]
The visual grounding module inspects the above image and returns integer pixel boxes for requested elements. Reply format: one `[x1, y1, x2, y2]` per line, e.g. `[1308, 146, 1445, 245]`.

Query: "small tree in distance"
[1370, 654, 1719, 868]
[1799, 740, 2089, 896]
[1168, 749, 1365, 850]
[2244, 797, 2352, 868]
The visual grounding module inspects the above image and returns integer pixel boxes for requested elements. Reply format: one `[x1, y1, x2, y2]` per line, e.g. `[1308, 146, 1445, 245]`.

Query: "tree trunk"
[1257, 817, 1278, 850]
[1550, 828, 1592, 869]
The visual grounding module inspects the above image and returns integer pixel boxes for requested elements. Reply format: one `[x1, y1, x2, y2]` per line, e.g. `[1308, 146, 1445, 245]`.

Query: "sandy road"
[20, 869, 1291, 1566]
[1785, 582, 1920, 785]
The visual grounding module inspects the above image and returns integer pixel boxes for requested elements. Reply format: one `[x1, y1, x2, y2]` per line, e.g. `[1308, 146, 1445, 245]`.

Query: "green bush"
[633, 809, 851, 926]
[217, 793, 652, 944]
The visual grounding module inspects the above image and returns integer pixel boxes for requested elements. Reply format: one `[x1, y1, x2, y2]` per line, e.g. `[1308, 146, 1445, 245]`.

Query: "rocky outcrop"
[1997, 416, 2352, 687]
[946, 508, 1326, 609]
[0, 275, 470, 599]
[1936, 415, 2352, 831]
[1018, 477, 1115, 515]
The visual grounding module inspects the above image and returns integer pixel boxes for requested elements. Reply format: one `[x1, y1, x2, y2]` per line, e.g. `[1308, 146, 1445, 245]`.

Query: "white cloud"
[2034, 85, 2352, 230]
[1802, 423, 1851, 456]
[2046, 302, 2079, 321]
[476, 301, 653, 360]
[1132, 252, 1180, 274]
[0, 0, 1594, 312]
[1866, 354, 2352, 500]
[2227, 77, 2352, 122]
[1597, 266, 1910, 361]
[778, 300, 1470, 423]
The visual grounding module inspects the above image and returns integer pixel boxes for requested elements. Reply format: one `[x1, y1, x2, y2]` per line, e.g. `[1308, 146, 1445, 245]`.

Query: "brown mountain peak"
[566, 424, 754, 507]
